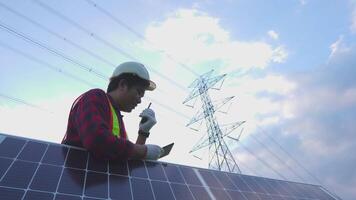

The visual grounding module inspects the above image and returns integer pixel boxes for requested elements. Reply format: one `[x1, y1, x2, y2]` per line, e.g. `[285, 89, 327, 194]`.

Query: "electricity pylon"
[183, 70, 245, 173]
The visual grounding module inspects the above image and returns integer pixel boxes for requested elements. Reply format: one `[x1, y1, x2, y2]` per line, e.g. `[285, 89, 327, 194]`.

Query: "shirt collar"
[107, 94, 123, 118]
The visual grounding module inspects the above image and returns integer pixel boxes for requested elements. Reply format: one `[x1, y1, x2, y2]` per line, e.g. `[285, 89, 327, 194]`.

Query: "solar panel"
[0, 133, 338, 200]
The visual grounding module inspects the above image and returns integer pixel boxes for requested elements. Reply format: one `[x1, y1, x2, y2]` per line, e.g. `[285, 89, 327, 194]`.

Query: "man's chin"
[122, 107, 134, 112]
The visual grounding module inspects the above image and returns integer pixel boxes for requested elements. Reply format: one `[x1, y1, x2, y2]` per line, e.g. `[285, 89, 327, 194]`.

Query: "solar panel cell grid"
[228, 174, 253, 192]
[0, 137, 26, 158]
[131, 178, 154, 200]
[213, 171, 237, 190]
[180, 166, 203, 186]
[162, 164, 185, 184]
[29, 164, 62, 192]
[0, 160, 38, 189]
[109, 175, 131, 200]
[128, 159, 148, 178]
[42, 145, 68, 166]
[57, 168, 85, 195]
[87, 156, 108, 173]
[55, 193, 82, 200]
[242, 175, 267, 194]
[23, 190, 54, 200]
[151, 180, 175, 200]
[0, 157, 12, 179]
[257, 193, 274, 200]
[0, 134, 338, 200]
[170, 183, 195, 200]
[210, 188, 231, 200]
[226, 190, 246, 200]
[18, 141, 48, 162]
[198, 169, 223, 189]
[189, 185, 211, 200]
[259, 178, 280, 196]
[0, 186, 24, 200]
[109, 160, 129, 176]
[84, 171, 108, 199]
[145, 161, 166, 181]
[242, 191, 262, 200]
[65, 148, 88, 169]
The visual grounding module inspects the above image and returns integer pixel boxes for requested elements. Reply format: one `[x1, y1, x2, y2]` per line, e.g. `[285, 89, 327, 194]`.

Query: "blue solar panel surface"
[0, 134, 337, 200]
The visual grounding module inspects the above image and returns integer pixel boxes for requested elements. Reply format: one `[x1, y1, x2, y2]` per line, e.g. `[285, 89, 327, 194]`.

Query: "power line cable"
[257, 125, 341, 199]
[1, 1, 194, 131]
[31, 0, 187, 91]
[0, 21, 108, 80]
[0, 93, 53, 114]
[248, 132, 308, 183]
[256, 125, 343, 199]
[0, 41, 98, 88]
[237, 142, 288, 181]
[256, 125, 323, 185]
[0, 40, 189, 122]
[84, 0, 200, 77]
[0, 1, 116, 68]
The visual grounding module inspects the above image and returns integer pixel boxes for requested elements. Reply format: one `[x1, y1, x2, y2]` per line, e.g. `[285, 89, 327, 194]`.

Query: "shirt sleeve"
[74, 90, 135, 160]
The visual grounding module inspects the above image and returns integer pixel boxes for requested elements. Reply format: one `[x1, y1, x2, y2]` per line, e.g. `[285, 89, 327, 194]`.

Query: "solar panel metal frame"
[0, 133, 339, 200]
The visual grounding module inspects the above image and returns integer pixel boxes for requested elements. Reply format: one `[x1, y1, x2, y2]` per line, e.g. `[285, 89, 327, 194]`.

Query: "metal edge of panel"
[319, 186, 343, 200]
[0, 134, 5, 144]
[0, 132, 85, 151]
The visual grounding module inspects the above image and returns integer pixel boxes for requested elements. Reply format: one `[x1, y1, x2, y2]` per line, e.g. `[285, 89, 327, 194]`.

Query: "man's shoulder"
[83, 88, 107, 98]
[77, 88, 109, 105]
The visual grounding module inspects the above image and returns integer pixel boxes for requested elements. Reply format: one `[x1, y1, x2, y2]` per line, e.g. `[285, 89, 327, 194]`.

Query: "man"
[62, 61, 163, 160]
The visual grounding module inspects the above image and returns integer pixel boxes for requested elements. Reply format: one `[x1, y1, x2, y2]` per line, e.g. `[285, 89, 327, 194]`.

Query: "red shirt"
[62, 89, 134, 160]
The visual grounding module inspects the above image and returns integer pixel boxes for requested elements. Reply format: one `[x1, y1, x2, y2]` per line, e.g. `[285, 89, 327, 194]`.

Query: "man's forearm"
[135, 134, 147, 145]
[130, 144, 147, 159]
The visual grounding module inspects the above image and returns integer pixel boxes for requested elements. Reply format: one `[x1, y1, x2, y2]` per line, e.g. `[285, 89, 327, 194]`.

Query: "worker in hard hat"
[62, 61, 163, 160]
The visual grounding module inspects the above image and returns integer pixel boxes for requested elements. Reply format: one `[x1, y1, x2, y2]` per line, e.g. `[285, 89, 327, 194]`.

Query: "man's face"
[119, 84, 145, 112]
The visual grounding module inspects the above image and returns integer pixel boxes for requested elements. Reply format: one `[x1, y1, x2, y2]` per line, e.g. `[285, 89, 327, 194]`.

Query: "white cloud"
[229, 74, 296, 96]
[267, 30, 279, 40]
[145, 9, 288, 71]
[329, 35, 350, 59]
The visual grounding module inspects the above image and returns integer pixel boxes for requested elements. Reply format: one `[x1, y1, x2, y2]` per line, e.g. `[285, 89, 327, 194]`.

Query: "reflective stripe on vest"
[108, 101, 120, 137]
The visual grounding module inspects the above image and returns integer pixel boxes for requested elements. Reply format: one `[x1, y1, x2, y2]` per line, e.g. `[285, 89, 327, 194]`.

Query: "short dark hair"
[107, 73, 150, 93]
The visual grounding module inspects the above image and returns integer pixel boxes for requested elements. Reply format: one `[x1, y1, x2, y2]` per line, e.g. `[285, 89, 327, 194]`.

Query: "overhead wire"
[256, 125, 344, 200]
[0, 25, 188, 121]
[0, 93, 53, 114]
[248, 131, 308, 183]
[238, 142, 288, 181]
[0, 41, 191, 122]
[0, 41, 98, 88]
[0, 1, 116, 68]
[31, 0, 188, 92]
[256, 125, 325, 185]
[0, 21, 108, 80]
[0, 4, 193, 122]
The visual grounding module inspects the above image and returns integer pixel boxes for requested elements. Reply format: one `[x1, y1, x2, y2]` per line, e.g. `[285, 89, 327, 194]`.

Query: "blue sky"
[1, 0, 355, 199]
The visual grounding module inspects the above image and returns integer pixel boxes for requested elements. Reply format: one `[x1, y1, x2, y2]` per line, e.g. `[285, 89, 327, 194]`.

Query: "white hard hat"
[111, 61, 156, 91]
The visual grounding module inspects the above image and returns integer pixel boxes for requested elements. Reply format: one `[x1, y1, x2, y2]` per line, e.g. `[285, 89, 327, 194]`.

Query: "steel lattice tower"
[183, 70, 245, 173]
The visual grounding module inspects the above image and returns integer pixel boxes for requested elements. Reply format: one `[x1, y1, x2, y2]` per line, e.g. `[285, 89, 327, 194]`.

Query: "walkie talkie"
[140, 102, 152, 124]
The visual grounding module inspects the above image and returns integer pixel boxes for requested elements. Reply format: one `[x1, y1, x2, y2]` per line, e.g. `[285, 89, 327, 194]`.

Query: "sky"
[0, 0, 355, 199]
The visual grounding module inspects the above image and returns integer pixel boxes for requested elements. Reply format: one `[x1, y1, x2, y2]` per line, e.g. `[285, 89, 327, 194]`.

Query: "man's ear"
[117, 79, 128, 91]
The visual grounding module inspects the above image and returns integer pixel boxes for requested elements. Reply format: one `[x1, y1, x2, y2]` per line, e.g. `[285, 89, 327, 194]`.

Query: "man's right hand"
[145, 144, 163, 160]
[139, 108, 157, 133]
